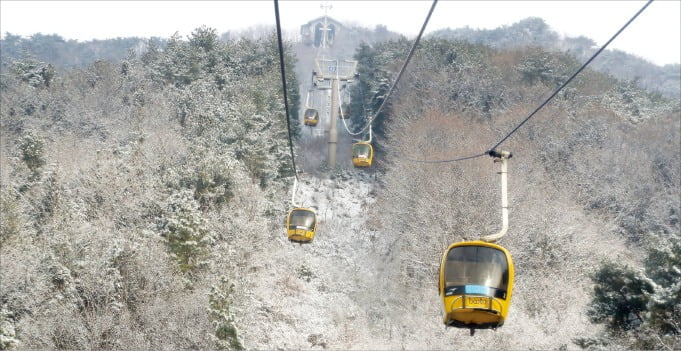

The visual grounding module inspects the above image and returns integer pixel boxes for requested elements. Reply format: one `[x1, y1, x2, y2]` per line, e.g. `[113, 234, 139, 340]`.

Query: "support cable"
[349, 0, 439, 136]
[403, 0, 654, 163]
[273, 0, 298, 180]
[488, 0, 654, 152]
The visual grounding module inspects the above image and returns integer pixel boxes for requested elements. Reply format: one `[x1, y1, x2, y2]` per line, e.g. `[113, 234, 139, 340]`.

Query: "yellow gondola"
[286, 207, 317, 242]
[352, 142, 373, 167]
[438, 241, 514, 332]
[438, 150, 514, 335]
[303, 108, 319, 126]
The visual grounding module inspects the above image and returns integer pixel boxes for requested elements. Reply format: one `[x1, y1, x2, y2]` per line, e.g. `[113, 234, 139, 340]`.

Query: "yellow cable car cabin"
[286, 207, 317, 242]
[439, 241, 514, 332]
[303, 108, 319, 126]
[352, 142, 373, 167]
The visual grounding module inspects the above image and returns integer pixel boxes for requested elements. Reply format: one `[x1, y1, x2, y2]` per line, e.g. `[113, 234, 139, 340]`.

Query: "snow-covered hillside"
[229, 165, 636, 349]
[233, 173, 389, 349]
[1, 21, 678, 351]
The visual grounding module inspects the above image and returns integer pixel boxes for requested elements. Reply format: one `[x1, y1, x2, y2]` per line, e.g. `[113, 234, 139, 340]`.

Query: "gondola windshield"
[444, 246, 509, 299]
[304, 109, 318, 120]
[353, 143, 371, 158]
[288, 210, 315, 229]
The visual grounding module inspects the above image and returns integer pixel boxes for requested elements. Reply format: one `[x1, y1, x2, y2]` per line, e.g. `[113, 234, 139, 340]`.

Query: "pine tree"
[587, 262, 653, 331]
[159, 190, 212, 274]
[579, 231, 681, 349]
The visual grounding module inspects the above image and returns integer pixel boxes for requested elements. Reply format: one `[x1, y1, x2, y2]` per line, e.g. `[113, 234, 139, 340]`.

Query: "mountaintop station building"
[301, 16, 345, 47]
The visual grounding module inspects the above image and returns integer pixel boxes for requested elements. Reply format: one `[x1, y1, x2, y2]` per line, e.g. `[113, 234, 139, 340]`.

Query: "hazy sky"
[1, 0, 679, 66]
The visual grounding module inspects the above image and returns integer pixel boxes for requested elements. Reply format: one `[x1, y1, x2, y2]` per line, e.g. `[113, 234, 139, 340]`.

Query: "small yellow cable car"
[439, 241, 514, 332]
[352, 142, 373, 167]
[437, 150, 514, 334]
[303, 108, 319, 126]
[286, 207, 317, 242]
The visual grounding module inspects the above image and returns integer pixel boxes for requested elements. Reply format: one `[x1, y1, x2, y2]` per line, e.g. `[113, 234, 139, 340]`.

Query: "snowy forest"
[1, 16, 680, 351]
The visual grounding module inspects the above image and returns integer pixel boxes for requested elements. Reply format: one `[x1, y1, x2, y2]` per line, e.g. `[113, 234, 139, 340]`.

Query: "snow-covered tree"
[209, 277, 244, 350]
[18, 132, 46, 179]
[579, 231, 681, 349]
[158, 190, 212, 274]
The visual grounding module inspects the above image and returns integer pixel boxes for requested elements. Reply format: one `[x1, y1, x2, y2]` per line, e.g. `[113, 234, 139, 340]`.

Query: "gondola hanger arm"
[481, 150, 512, 243]
[291, 176, 300, 208]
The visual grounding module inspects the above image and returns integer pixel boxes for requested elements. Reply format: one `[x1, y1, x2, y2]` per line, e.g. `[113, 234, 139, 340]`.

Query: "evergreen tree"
[579, 231, 681, 349]
[587, 262, 653, 331]
[159, 190, 212, 274]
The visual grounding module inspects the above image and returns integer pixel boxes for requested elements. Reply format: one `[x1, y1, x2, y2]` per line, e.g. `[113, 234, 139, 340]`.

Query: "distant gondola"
[286, 207, 317, 242]
[304, 108, 319, 126]
[352, 142, 373, 167]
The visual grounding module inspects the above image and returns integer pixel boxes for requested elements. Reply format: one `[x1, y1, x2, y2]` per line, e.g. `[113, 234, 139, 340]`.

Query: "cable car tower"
[438, 150, 515, 335]
[313, 58, 357, 170]
[306, 1, 357, 170]
[303, 2, 334, 137]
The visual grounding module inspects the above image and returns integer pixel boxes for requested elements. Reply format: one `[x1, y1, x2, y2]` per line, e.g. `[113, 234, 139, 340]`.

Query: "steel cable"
[273, 0, 299, 179]
[348, 0, 439, 137]
[403, 0, 654, 163]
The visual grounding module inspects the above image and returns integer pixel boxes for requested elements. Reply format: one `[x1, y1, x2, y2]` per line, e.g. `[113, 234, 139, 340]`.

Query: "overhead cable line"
[405, 0, 654, 163]
[273, 0, 298, 179]
[488, 0, 654, 151]
[352, 0, 439, 136]
[403, 151, 489, 163]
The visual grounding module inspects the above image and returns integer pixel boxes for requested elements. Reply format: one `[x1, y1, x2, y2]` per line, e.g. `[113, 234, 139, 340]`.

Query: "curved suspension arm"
[305, 89, 313, 109]
[338, 73, 372, 137]
[338, 83, 374, 144]
[291, 177, 300, 208]
[481, 150, 511, 243]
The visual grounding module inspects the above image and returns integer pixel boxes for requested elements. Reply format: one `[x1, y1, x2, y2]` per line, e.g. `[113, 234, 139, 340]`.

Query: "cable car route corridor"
[265, 0, 672, 348]
[242, 175, 394, 348]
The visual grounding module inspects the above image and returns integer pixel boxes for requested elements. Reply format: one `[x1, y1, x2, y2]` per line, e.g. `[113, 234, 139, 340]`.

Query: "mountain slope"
[1, 23, 678, 350]
[430, 17, 680, 98]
